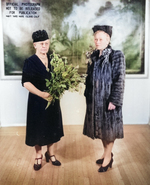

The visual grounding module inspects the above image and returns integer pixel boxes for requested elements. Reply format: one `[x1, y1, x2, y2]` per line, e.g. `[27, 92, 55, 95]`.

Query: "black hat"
[32, 30, 49, 42]
[92, 25, 113, 38]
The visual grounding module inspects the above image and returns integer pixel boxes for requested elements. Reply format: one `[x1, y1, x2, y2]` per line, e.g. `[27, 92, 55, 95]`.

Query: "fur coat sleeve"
[108, 50, 126, 106]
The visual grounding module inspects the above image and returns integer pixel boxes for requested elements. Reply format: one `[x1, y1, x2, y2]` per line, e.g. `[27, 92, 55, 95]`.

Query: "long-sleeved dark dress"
[22, 54, 64, 146]
[83, 46, 125, 142]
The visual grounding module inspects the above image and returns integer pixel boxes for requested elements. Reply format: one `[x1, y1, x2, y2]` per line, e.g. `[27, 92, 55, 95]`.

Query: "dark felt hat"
[92, 25, 113, 38]
[32, 30, 49, 42]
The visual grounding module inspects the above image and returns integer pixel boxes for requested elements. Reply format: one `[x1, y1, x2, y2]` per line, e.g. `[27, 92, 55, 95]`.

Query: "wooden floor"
[0, 125, 150, 185]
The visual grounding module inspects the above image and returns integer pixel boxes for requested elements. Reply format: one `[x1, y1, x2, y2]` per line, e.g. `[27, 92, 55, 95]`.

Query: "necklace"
[42, 58, 48, 67]
[36, 54, 48, 67]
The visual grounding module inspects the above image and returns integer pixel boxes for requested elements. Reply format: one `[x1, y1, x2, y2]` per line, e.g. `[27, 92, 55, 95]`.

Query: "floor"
[0, 125, 150, 185]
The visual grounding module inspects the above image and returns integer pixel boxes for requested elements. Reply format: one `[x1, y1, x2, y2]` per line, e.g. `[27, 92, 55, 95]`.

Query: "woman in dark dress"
[83, 25, 125, 172]
[22, 30, 64, 171]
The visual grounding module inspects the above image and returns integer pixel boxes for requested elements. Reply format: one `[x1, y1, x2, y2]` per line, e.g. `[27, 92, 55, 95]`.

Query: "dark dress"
[83, 46, 125, 142]
[22, 54, 64, 146]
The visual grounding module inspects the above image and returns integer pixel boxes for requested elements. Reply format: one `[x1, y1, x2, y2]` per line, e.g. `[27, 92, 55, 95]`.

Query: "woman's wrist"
[37, 91, 44, 98]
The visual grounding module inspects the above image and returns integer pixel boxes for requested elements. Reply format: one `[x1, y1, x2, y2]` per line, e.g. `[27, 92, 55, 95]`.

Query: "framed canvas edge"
[0, 0, 149, 80]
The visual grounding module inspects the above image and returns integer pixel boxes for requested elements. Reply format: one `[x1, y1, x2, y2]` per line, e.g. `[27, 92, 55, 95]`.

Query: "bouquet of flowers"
[45, 51, 82, 109]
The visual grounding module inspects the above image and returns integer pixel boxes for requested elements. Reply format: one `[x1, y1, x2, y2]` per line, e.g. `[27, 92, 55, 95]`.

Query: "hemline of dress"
[83, 133, 124, 142]
[25, 135, 64, 147]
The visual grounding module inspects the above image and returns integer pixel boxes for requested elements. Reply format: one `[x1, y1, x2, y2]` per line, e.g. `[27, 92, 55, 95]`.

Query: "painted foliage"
[1, 0, 145, 75]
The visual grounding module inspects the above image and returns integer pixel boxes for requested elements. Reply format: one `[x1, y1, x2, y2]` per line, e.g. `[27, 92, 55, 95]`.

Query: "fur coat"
[83, 46, 125, 142]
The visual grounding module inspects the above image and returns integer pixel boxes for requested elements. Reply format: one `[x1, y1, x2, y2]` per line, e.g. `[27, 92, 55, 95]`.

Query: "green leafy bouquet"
[45, 52, 82, 109]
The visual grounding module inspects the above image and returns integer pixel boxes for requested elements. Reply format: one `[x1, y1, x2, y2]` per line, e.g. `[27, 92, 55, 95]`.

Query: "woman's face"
[94, 31, 110, 50]
[33, 39, 50, 54]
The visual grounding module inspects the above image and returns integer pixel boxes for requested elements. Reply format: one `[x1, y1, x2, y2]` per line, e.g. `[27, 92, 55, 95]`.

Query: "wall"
[0, 1, 150, 127]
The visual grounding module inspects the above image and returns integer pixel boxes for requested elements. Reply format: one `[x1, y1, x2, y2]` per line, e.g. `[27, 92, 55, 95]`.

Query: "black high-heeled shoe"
[33, 154, 43, 171]
[96, 153, 113, 164]
[98, 158, 113, 172]
[45, 152, 61, 166]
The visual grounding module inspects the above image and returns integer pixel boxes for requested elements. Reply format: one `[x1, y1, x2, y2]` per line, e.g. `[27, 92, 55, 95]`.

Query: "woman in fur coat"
[83, 25, 126, 172]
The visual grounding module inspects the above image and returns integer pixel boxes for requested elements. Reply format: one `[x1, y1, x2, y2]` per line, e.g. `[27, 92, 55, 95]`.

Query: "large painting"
[1, 0, 146, 76]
